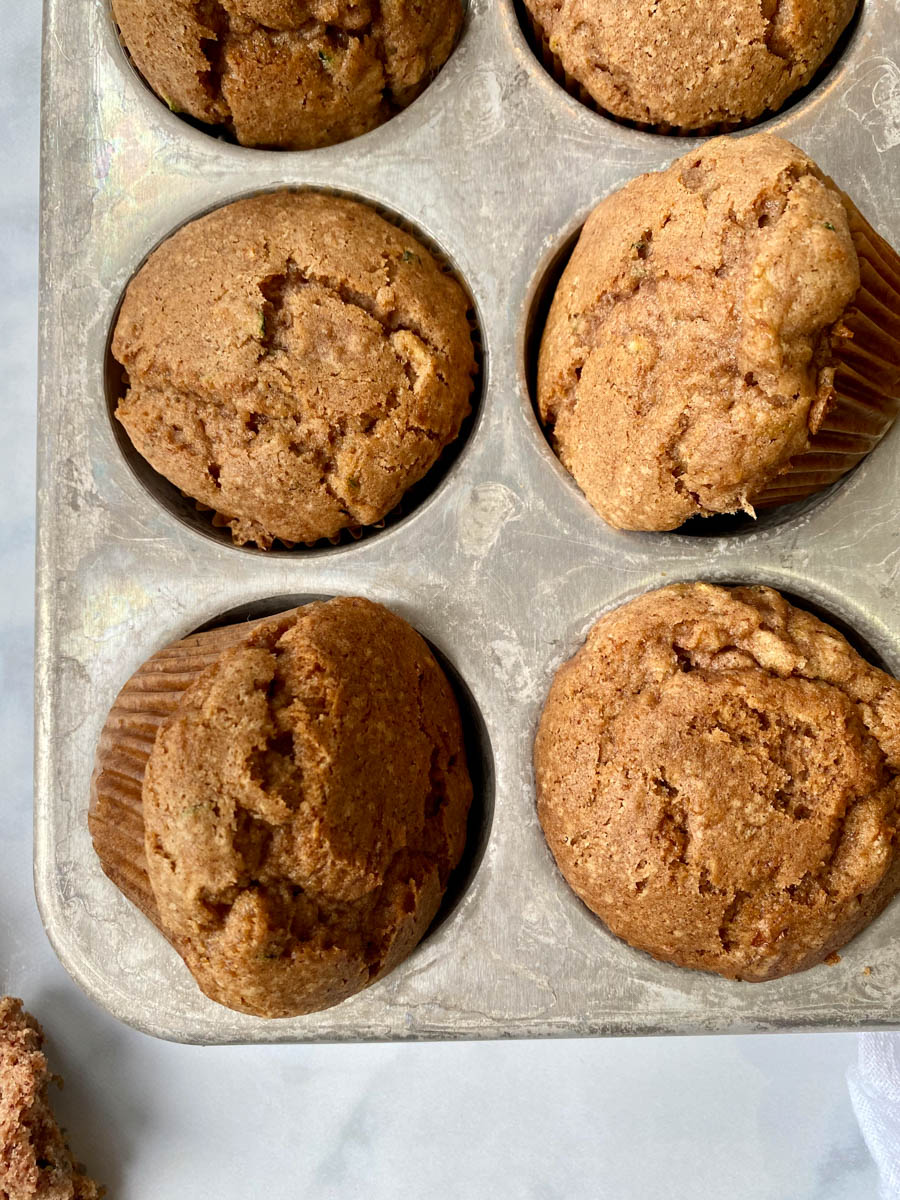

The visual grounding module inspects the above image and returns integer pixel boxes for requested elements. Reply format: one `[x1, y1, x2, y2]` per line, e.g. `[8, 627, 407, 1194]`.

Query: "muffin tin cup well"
[511, 0, 867, 137]
[104, 185, 487, 558]
[533, 574, 899, 983]
[518, 216, 862, 541]
[37, 0, 900, 1042]
[106, 0, 473, 153]
[88, 594, 495, 992]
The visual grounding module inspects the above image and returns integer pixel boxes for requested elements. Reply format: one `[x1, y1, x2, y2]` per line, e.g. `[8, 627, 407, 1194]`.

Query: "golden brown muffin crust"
[112, 191, 476, 548]
[0, 998, 103, 1200]
[142, 598, 472, 1017]
[522, 0, 857, 130]
[535, 584, 900, 982]
[111, 0, 463, 149]
[538, 134, 861, 531]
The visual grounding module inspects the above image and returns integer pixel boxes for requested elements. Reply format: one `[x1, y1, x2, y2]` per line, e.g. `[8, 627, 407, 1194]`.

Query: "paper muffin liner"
[88, 614, 289, 929]
[752, 196, 900, 509]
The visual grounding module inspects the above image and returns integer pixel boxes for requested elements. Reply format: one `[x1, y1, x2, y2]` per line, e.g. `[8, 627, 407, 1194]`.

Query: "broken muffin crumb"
[0, 998, 103, 1200]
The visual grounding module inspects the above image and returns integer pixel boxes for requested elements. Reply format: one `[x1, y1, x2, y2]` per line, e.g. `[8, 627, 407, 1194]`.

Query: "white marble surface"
[0, 4, 888, 1197]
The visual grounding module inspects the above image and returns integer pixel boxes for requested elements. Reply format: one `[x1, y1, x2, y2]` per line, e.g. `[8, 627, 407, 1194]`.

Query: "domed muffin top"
[535, 583, 900, 982]
[113, 191, 476, 547]
[538, 134, 861, 530]
[112, 0, 463, 149]
[523, 0, 857, 130]
[143, 597, 472, 1017]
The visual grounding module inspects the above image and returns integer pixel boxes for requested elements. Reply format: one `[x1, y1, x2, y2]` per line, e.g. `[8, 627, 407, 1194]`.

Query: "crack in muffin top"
[143, 597, 473, 1018]
[112, 190, 476, 548]
[534, 583, 900, 981]
[537, 134, 861, 531]
[111, 0, 464, 149]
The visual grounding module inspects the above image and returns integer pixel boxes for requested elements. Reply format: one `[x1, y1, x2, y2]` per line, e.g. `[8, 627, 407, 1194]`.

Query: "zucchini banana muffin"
[537, 133, 900, 531]
[112, 191, 476, 548]
[112, 0, 464, 150]
[0, 997, 103, 1200]
[535, 583, 900, 982]
[89, 597, 472, 1018]
[521, 0, 857, 131]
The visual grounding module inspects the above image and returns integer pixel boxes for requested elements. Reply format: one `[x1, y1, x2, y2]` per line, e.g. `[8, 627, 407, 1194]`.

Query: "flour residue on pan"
[842, 56, 900, 151]
[457, 482, 523, 557]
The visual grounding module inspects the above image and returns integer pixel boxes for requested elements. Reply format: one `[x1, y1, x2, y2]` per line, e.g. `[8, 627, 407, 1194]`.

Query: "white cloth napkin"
[850, 1034, 900, 1198]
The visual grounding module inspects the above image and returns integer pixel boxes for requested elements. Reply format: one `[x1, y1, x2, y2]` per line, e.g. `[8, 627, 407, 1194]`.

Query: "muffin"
[89, 597, 473, 1018]
[111, 191, 476, 548]
[111, 0, 464, 150]
[537, 134, 900, 531]
[520, 0, 858, 132]
[535, 583, 900, 982]
[0, 997, 103, 1199]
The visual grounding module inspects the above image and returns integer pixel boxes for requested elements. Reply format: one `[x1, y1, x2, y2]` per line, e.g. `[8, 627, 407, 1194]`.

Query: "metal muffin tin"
[36, 0, 900, 1042]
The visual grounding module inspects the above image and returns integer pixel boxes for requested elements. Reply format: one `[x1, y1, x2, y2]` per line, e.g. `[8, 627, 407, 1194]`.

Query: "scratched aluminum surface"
[36, 0, 900, 1043]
